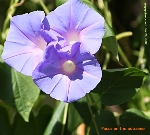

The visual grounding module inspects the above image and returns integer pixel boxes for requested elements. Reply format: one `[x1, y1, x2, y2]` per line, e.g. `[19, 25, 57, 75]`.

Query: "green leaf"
[119, 108, 150, 135]
[44, 97, 95, 135]
[11, 69, 40, 122]
[0, 44, 4, 63]
[70, 97, 93, 125]
[0, 64, 15, 106]
[82, 0, 118, 58]
[0, 105, 11, 135]
[13, 105, 53, 135]
[56, 0, 67, 6]
[67, 103, 83, 133]
[81, 0, 100, 11]
[0, 63, 40, 122]
[12, 112, 39, 135]
[90, 110, 119, 135]
[67, 96, 93, 133]
[44, 102, 66, 135]
[93, 68, 148, 105]
[36, 105, 53, 134]
[88, 92, 102, 110]
[102, 22, 118, 59]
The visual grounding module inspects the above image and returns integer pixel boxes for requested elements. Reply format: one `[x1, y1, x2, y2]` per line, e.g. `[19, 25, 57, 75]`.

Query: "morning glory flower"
[32, 43, 102, 102]
[42, 0, 105, 54]
[2, 0, 104, 102]
[2, 11, 49, 76]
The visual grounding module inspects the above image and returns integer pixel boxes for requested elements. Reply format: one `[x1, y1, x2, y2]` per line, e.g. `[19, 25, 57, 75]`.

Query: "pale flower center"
[67, 31, 80, 44]
[37, 36, 47, 51]
[62, 60, 75, 73]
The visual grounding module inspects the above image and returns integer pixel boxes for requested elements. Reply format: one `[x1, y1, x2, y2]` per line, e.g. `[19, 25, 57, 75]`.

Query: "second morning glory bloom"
[2, 11, 48, 76]
[32, 43, 102, 102]
[42, 0, 105, 54]
[2, 0, 104, 102]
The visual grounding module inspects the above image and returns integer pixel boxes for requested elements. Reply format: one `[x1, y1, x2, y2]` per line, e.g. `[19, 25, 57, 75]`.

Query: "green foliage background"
[0, 0, 150, 135]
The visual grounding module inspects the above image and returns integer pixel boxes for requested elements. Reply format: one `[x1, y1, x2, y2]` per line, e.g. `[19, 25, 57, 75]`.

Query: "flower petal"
[45, 0, 105, 54]
[33, 40, 102, 103]
[67, 80, 86, 102]
[56, 42, 81, 60]
[32, 45, 63, 94]
[32, 46, 70, 101]
[50, 75, 71, 102]
[67, 65, 101, 102]
[2, 11, 46, 75]
[74, 44, 102, 80]
[3, 42, 44, 75]
[73, 43, 93, 64]
[67, 55, 102, 102]
[46, 1, 71, 36]
[80, 22, 105, 54]
[72, 0, 105, 54]
[33, 68, 63, 95]
[29, 11, 46, 33]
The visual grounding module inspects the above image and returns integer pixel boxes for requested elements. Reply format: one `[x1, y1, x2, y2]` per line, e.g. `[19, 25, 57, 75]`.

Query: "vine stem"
[118, 45, 132, 67]
[102, 52, 110, 70]
[88, 93, 100, 110]
[116, 32, 133, 68]
[135, 45, 145, 68]
[86, 95, 100, 135]
[97, 0, 104, 11]
[116, 32, 132, 40]
[90, 94, 102, 108]
[90, 0, 94, 4]
[60, 103, 69, 135]
[2, 0, 25, 41]
[39, 0, 49, 15]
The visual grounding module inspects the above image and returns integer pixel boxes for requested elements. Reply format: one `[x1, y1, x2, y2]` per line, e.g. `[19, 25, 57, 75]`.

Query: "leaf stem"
[102, 52, 110, 70]
[138, 88, 147, 111]
[88, 93, 100, 110]
[39, 0, 49, 15]
[135, 45, 145, 69]
[118, 45, 132, 67]
[86, 95, 100, 135]
[90, 93, 103, 108]
[116, 32, 133, 40]
[61, 103, 69, 135]
[116, 32, 133, 67]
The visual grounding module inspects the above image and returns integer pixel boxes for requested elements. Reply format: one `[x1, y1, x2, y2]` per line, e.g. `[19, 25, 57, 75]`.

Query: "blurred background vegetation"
[0, 0, 148, 69]
[0, 0, 150, 134]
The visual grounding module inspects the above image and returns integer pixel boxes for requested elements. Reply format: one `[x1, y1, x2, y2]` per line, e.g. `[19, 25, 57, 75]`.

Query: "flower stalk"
[86, 95, 100, 135]
[61, 103, 69, 135]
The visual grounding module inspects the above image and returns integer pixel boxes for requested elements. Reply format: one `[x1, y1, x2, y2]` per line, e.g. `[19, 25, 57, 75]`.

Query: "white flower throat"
[62, 60, 75, 73]
[67, 31, 80, 44]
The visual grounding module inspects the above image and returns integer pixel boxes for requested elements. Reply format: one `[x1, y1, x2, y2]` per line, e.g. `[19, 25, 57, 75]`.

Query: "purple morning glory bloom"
[32, 43, 102, 102]
[2, 0, 104, 102]
[2, 11, 48, 76]
[42, 0, 105, 54]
